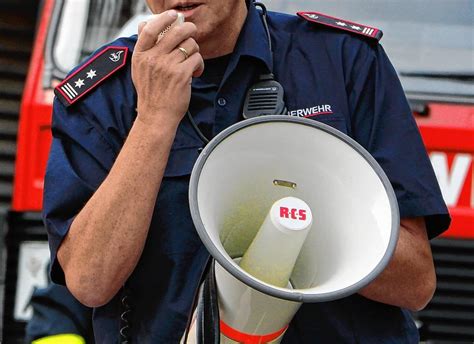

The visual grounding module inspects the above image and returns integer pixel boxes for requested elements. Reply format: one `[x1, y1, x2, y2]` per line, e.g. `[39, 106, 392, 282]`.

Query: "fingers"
[192, 58, 205, 78]
[182, 52, 205, 78]
[157, 22, 197, 54]
[135, 10, 179, 52]
[172, 38, 200, 62]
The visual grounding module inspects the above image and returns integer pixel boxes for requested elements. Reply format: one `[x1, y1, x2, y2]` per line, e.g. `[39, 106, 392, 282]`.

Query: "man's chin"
[193, 25, 214, 44]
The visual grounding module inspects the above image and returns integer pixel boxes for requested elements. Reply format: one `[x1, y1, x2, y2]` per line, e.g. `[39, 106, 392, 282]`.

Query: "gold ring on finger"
[178, 47, 189, 60]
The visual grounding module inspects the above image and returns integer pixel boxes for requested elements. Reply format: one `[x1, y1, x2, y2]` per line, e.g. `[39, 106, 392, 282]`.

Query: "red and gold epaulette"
[55, 46, 129, 107]
[297, 11, 383, 42]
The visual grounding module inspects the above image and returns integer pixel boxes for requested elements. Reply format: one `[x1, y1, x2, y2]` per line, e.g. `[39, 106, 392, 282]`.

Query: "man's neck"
[199, 3, 248, 59]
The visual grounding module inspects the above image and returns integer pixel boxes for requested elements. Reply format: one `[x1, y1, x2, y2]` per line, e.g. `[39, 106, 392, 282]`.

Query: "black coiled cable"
[119, 287, 132, 344]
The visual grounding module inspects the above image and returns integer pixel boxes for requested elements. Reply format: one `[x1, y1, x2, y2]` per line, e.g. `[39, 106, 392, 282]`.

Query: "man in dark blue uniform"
[43, 0, 450, 342]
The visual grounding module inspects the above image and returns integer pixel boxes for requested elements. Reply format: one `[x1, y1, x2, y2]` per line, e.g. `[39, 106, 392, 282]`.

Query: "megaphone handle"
[197, 259, 221, 344]
[182, 257, 220, 344]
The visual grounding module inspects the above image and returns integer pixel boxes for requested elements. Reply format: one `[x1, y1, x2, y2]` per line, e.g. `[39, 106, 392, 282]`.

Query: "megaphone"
[188, 116, 399, 343]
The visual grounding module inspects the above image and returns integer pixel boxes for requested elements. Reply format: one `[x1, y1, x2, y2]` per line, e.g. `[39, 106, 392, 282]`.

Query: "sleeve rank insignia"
[55, 46, 129, 107]
[297, 11, 383, 42]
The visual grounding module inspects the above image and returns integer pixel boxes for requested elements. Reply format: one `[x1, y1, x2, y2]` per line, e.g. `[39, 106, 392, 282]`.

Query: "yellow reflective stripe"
[32, 334, 85, 344]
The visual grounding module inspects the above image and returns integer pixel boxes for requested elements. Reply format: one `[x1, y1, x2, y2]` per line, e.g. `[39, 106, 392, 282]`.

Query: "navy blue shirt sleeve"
[43, 38, 136, 285]
[347, 42, 450, 238]
[43, 97, 119, 284]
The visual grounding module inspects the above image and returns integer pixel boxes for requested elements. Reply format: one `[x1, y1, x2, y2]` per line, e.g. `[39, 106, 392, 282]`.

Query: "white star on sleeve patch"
[86, 69, 97, 79]
[75, 78, 85, 88]
[336, 21, 347, 26]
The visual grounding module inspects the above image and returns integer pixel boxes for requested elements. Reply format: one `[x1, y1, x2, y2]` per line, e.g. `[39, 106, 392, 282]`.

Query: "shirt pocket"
[164, 146, 202, 177]
[155, 125, 203, 255]
[164, 121, 203, 177]
[151, 149, 203, 255]
[149, 177, 203, 255]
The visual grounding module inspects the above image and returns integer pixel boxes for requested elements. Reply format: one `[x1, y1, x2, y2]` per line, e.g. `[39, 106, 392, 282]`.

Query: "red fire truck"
[3, 0, 473, 342]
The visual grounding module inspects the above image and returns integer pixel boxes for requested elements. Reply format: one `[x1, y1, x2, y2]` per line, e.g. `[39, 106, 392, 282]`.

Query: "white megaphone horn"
[187, 116, 399, 343]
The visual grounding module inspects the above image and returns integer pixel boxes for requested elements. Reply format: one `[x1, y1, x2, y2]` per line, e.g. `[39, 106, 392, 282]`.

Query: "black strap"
[183, 256, 220, 344]
[183, 255, 210, 343]
[196, 259, 220, 344]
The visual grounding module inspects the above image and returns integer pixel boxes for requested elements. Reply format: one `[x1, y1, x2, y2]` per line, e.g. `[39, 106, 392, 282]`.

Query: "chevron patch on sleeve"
[298, 11, 383, 42]
[55, 46, 129, 107]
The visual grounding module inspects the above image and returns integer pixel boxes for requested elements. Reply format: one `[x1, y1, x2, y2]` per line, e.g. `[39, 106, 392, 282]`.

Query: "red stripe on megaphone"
[220, 320, 288, 344]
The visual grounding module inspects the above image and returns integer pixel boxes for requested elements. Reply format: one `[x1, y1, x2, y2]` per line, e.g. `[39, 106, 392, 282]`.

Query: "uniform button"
[217, 98, 227, 106]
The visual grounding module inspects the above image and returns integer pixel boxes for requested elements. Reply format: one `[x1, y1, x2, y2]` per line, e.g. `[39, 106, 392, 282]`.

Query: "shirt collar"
[193, 2, 273, 90]
[232, 1, 273, 72]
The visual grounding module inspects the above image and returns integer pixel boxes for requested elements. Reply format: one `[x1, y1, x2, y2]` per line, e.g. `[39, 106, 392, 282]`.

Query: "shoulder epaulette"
[55, 46, 129, 107]
[297, 11, 383, 42]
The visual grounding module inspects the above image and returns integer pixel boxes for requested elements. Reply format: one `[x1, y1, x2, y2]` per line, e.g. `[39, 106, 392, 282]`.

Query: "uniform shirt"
[25, 283, 94, 343]
[43, 2, 450, 343]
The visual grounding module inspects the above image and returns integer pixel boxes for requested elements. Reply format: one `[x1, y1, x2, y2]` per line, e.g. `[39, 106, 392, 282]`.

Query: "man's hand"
[132, 10, 205, 131]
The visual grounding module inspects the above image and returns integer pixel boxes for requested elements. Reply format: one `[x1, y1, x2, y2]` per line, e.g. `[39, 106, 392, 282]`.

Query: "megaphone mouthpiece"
[239, 197, 313, 288]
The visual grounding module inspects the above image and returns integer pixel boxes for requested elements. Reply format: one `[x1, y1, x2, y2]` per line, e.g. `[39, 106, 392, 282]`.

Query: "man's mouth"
[174, 3, 200, 11]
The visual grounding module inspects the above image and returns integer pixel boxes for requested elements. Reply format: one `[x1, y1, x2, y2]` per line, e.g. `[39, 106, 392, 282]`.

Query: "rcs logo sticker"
[280, 207, 307, 221]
